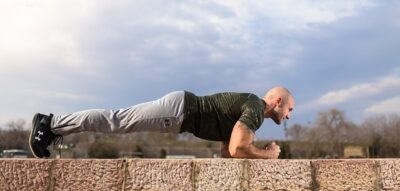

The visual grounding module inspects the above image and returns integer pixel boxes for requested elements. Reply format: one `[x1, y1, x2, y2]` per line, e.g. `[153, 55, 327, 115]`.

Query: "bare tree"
[314, 109, 356, 158]
[285, 123, 306, 141]
[362, 114, 400, 157]
[0, 119, 29, 151]
[286, 109, 370, 158]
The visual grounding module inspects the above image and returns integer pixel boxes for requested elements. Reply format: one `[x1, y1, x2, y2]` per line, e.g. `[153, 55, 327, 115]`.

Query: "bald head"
[263, 86, 295, 125]
[264, 86, 292, 103]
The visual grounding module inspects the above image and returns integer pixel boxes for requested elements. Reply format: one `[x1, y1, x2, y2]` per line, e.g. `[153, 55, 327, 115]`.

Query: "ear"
[276, 97, 282, 106]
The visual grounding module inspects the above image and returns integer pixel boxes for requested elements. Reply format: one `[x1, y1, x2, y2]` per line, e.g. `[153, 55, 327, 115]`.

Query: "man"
[29, 86, 294, 159]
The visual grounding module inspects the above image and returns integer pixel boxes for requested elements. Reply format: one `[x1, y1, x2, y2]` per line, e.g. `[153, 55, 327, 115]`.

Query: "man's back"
[181, 91, 265, 141]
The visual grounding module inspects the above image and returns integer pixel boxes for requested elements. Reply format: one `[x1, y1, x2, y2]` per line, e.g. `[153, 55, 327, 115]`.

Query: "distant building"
[344, 146, 369, 158]
[2, 149, 29, 158]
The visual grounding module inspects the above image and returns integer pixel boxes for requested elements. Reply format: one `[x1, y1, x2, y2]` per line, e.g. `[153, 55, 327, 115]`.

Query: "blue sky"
[1, 0, 399, 139]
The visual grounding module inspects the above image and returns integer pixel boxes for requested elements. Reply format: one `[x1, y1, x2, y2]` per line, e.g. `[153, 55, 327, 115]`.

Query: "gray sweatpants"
[51, 91, 185, 136]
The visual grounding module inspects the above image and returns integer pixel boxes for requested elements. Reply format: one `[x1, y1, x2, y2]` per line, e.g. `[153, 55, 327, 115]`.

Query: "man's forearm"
[229, 121, 280, 159]
[234, 144, 276, 159]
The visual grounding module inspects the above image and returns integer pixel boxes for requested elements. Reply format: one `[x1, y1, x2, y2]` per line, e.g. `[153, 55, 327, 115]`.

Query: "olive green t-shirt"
[180, 91, 266, 141]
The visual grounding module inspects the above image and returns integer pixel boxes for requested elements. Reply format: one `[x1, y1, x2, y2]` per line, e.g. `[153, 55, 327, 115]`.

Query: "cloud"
[365, 96, 400, 114]
[218, 0, 375, 31]
[0, 0, 377, 95]
[0, 0, 384, 139]
[0, 0, 376, 71]
[295, 75, 400, 115]
[23, 89, 99, 102]
[316, 76, 400, 106]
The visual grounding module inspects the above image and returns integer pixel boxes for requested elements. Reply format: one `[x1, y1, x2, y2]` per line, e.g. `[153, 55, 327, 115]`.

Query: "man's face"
[271, 96, 294, 125]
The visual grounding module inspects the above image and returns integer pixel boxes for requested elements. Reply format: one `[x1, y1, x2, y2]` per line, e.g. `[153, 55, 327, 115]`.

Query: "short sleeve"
[238, 101, 264, 132]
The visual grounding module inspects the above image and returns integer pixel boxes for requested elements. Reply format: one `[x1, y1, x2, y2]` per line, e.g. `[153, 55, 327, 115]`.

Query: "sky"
[1, 0, 399, 139]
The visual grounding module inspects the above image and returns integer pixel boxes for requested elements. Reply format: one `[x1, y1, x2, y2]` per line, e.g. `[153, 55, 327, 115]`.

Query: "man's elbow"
[229, 145, 249, 158]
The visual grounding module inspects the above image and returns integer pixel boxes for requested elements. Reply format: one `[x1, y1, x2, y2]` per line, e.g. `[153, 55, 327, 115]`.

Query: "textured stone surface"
[378, 159, 400, 190]
[52, 159, 124, 191]
[313, 159, 377, 191]
[0, 159, 52, 191]
[194, 159, 244, 191]
[125, 159, 193, 191]
[248, 159, 312, 190]
[2, 158, 400, 191]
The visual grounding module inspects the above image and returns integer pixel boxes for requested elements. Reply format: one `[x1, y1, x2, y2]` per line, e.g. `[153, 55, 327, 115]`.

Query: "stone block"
[194, 159, 244, 191]
[378, 159, 400, 190]
[0, 159, 52, 191]
[313, 159, 377, 191]
[52, 159, 124, 191]
[248, 159, 312, 190]
[125, 159, 193, 191]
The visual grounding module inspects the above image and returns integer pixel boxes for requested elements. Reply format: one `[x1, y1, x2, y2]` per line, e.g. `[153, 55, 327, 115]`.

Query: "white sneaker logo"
[35, 130, 44, 141]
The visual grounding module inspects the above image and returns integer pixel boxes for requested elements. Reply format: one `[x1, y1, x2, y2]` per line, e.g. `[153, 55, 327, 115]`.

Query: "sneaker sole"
[29, 113, 43, 158]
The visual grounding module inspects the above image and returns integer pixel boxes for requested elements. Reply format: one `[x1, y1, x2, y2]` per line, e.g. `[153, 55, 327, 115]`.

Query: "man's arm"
[228, 121, 280, 159]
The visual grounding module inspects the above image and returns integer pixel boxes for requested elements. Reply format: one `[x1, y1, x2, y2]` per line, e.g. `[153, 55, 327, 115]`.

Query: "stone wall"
[0, 159, 399, 190]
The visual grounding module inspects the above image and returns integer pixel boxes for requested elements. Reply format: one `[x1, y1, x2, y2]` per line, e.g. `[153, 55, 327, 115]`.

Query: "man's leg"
[51, 91, 185, 135]
[29, 91, 186, 158]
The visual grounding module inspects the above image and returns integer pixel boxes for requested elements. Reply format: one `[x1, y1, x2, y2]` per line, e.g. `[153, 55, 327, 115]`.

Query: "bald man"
[29, 86, 295, 158]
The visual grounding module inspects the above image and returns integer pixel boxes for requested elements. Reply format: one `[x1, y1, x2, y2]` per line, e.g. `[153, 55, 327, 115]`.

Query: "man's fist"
[265, 142, 281, 159]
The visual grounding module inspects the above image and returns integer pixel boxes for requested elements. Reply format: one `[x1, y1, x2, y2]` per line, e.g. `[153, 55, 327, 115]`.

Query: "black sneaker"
[29, 113, 62, 158]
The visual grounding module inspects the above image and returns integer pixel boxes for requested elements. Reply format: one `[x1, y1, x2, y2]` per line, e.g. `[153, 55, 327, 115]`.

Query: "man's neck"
[263, 100, 275, 118]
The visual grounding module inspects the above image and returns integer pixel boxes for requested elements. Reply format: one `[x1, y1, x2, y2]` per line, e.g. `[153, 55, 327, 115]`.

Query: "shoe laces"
[52, 135, 64, 158]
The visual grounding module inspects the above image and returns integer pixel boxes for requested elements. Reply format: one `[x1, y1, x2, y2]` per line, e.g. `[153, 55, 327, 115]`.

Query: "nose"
[285, 114, 290, 120]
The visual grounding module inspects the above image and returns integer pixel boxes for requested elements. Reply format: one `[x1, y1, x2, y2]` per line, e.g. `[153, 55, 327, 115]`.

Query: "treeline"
[0, 119, 219, 158]
[0, 120, 30, 151]
[0, 109, 399, 158]
[285, 109, 400, 158]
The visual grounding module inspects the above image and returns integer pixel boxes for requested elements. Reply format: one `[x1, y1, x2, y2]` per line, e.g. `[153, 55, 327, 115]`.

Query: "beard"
[271, 110, 282, 125]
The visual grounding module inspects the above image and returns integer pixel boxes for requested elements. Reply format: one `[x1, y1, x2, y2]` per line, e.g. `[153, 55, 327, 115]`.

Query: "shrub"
[88, 139, 119, 158]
